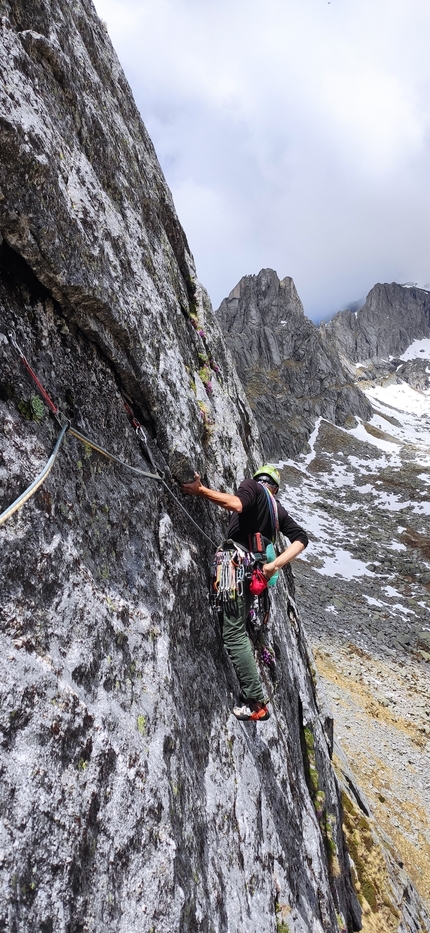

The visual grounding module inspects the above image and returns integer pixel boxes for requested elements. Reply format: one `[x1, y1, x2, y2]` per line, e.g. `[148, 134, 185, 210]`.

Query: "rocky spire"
[217, 268, 371, 459]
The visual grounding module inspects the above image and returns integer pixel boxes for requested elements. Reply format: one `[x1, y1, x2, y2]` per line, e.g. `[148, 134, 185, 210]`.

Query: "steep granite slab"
[0, 2, 364, 932]
[0, 262, 360, 931]
[0, 0, 257, 486]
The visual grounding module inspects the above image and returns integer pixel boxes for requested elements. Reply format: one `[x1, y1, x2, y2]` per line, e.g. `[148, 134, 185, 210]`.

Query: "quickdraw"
[211, 542, 273, 620]
[7, 332, 60, 417]
[211, 540, 278, 679]
[236, 564, 245, 597]
[1, 333, 217, 547]
[123, 399, 164, 479]
[211, 542, 253, 607]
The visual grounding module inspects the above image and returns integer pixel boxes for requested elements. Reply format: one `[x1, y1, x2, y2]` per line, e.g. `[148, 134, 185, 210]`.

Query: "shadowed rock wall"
[0, 2, 362, 932]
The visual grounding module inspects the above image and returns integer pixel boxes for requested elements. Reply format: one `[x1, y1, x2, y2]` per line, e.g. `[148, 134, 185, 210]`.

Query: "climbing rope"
[1, 333, 217, 547]
[0, 423, 69, 526]
[7, 332, 60, 416]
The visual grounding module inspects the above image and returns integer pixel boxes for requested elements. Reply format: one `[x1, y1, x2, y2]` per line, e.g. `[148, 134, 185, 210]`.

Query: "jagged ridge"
[322, 283, 430, 363]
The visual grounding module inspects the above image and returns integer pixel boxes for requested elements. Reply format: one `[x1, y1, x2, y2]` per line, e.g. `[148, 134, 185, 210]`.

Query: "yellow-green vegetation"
[303, 726, 320, 794]
[137, 714, 146, 736]
[18, 394, 45, 422]
[197, 399, 210, 422]
[341, 791, 402, 932]
[363, 422, 400, 445]
[197, 400, 214, 444]
[302, 726, 341, 877]
[275, 899, 291, 933]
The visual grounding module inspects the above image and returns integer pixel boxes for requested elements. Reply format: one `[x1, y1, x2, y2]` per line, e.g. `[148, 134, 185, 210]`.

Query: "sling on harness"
[247, 483, 280, 588]
[211, 539, 276, 682]
[211, 541, 253, 610]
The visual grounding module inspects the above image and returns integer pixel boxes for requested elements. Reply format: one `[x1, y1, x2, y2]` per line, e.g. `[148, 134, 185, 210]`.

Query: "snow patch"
[303, 417, 322, 467]
[397, 338, 430, 362]
[411, 501, 430, 515]
[347, 421, 400, 453]
[363, 595, 384, 607]
[384, 585, 405, 599]
[366, 381, 430, 417]
[313, 550, 371, 580]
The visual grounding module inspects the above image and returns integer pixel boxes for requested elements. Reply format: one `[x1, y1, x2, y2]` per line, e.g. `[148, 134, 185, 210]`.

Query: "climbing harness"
[211, 539, 277, 680]
[1, 333, 217, 547]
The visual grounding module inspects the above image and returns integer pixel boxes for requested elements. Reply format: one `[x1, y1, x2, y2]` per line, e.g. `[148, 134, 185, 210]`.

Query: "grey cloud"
[94, 0, 430, 319]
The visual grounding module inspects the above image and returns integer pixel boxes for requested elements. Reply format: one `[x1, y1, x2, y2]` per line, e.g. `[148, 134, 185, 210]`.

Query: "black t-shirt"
[226, 478, 308, 549]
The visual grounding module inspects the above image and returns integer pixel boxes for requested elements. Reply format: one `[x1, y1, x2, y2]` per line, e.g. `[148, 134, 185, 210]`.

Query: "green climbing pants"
[221, 593, 265, 704]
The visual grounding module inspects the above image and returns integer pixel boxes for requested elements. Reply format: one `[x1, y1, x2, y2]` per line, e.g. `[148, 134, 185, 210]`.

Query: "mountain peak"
[323, 282, 430, 362]
[217, 271, 370, 458]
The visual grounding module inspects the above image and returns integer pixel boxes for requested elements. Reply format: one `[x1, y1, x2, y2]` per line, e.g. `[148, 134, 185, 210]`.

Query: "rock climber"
[181, 465, 308, 722]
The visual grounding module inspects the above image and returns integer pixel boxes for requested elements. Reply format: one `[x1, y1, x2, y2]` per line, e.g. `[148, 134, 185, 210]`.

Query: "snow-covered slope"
[282, 338, 430, 912]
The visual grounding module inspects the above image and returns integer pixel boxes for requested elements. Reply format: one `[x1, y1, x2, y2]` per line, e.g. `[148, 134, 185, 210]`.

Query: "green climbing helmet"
[253, 464, 281, 489]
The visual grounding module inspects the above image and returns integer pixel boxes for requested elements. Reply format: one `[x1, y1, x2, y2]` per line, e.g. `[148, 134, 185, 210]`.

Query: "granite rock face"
[0, 2, 362, 932]
[322, 283, 430, 363]
[217, 269, 371, 459]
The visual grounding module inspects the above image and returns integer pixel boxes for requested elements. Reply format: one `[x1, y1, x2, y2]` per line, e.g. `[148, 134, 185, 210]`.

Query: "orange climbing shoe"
[233, 703, 270, 722]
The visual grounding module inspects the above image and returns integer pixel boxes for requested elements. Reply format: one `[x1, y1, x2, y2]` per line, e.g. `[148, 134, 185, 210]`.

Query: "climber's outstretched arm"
[181, 472, 243, 513]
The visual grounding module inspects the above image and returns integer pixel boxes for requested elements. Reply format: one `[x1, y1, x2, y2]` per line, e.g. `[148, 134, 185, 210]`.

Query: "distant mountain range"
[217, 270, 430, 459]
[322, 281, 430, 364]
[281, 329, 430, 918]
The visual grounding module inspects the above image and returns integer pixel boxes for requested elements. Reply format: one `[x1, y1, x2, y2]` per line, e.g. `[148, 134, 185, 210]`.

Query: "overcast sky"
[93, 0, 430, 321]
